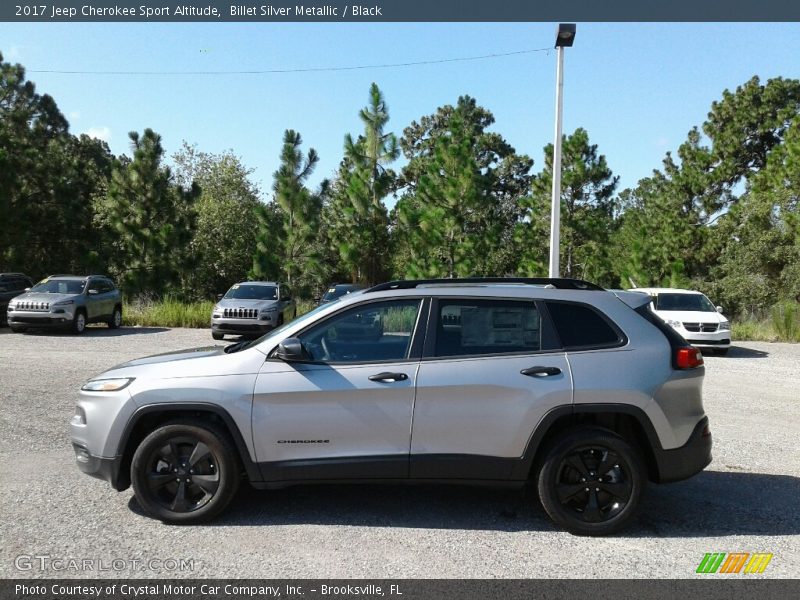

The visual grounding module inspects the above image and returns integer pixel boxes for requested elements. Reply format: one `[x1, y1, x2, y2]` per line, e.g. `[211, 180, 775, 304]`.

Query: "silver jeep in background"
[7, 274, 122, 334]
[210, 281, 296, 340]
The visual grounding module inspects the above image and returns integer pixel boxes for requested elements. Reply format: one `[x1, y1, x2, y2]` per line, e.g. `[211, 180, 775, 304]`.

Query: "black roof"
[365, 277, 604, 293]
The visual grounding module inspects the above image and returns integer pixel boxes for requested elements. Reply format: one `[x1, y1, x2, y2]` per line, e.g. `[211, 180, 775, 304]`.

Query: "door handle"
[369, 372, 409, 383]
[520, 366, 562, 377]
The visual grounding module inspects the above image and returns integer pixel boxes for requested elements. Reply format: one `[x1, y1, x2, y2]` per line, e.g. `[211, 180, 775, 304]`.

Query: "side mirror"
[275, 338, 309, 362]
[88, 289, 99, 295]
[24, 287, 30, 292]
[716, 306, 724, 313]
[217, 293, 224, 301]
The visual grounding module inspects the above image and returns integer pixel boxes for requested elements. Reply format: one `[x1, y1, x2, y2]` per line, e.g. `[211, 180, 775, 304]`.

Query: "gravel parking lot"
[0, 326, 798, 579]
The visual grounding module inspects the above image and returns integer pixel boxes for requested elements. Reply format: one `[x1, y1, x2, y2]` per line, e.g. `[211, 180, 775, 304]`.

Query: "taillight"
[676, 346, 704, 369]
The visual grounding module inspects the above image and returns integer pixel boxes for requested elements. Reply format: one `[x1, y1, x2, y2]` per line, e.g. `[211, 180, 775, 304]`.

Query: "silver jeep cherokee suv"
[8, 274, 122, 334]
[70, 278, 711, 535]
[211, 281, 296, 340]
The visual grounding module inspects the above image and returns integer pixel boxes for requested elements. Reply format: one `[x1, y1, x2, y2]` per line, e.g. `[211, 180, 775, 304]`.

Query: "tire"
[716, 348, 729, 356]
[212, 331, 224, 341]
[277, 314, 284, 326]
[9, 325, 27, 334]
[131, 421, 240, 524]
[536, 427, 645, 536]
[108, 306, 122, 329]
[71, 310, 87, 335]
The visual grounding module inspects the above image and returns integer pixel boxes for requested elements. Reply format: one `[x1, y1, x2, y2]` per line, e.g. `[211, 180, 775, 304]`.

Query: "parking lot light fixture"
[549, 23, 576, 278]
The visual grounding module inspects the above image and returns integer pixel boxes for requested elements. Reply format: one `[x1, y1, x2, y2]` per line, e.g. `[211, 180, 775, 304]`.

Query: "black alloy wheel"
[537, 427, 644, 535]
[131, 422, 240, 523]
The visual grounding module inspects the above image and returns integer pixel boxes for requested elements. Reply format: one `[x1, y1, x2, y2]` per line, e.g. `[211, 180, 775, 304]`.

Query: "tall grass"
[733, 302, 800, 342]
[125, 297, 215, 329]
[771, 301, 800, 342]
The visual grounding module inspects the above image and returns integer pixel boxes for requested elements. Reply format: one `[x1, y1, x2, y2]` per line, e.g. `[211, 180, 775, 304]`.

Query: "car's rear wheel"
[131, 422, 240, 523]
[212, 331, 224, 341]
[72, 310, 87, 334]
[108, 306, 122, 329]
[537, 427, 645, 536]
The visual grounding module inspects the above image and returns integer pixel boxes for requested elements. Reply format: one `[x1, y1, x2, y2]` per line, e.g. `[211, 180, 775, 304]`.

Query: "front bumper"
[675, 327, 731, 348]
[8, 307, 76, 327]
[653, 416, 712, 483]
[211, 317, 276, 335]
[72, 444, 126, 490]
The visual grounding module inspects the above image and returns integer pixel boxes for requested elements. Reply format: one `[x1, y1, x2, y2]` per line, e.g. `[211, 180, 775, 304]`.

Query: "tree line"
[1, 50, 798, 318]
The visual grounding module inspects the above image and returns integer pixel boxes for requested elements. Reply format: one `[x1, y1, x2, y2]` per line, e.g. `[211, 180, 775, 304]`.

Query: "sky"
[1, 22, 799, 201]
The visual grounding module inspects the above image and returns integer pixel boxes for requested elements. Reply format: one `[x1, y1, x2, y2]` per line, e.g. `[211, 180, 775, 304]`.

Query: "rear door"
[252, 298, 427, 482]
[410, 296, 572, 480]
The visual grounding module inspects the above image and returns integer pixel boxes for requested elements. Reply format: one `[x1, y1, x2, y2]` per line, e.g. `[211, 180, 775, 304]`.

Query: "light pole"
[548, 23, 576, 278]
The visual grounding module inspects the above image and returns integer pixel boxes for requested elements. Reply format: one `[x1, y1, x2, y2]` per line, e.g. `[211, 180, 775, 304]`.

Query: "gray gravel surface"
[0, 327, 798, 579]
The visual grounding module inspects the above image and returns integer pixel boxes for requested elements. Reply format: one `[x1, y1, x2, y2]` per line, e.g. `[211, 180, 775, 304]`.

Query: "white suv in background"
[632, 288, 731, 355]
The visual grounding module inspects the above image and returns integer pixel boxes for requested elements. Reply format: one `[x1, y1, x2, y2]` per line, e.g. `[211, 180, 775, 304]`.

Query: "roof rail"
[0, 272, 28, 277]
[365, 277, 605, 293]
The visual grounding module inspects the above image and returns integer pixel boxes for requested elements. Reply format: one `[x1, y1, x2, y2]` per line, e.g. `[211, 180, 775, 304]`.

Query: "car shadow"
[721, 345, 770, 359]
[128, 470, 799, 537]
[19, 326, 170, 337]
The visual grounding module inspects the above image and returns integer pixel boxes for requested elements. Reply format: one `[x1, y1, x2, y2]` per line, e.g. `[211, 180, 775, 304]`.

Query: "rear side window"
[545, 301, 624, 350]
[434, 299, 542, 357]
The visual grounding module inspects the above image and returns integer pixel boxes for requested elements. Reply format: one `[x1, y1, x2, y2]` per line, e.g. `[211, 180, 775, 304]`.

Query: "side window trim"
[422, 296, 561, 361]
[271, 297, 429, 365]
[542, 299, 628, 352]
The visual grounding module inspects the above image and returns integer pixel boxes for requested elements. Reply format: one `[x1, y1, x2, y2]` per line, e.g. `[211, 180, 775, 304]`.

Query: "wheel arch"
[114, 403, 260, 491]
[517, 404, 663, 483]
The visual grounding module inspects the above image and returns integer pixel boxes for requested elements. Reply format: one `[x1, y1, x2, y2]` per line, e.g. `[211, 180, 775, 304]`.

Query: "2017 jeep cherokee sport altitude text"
[70, 278, 711, 535]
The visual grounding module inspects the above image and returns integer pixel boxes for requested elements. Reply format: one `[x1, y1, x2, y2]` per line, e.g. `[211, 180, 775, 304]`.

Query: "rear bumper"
[653, 416, 712, 483]
[72, 443, 126, 490]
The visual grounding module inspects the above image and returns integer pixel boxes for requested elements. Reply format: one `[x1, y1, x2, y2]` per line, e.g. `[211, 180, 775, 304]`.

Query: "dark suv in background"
[0, 273, 33, 325]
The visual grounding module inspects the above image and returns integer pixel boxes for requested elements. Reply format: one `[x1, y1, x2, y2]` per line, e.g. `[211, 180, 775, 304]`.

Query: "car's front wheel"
[9, 325, 27, 334]
[72, 310, 87, 334]
[536, 427, 645, 536]
[131, 421, 240, 523]
[108, 306, 122, 329]
[212, 331, 224, 341]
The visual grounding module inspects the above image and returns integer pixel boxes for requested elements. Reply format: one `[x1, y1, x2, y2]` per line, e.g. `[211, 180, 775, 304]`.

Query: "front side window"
[298, 299, 421, 363]
[434, 299, 542, 358]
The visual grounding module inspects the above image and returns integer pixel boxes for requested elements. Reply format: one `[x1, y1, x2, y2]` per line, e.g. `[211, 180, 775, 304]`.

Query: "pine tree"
[102, 129, 198, 297]
[517, 128, 618, 284]
[327, 83, 398, 284]
[272, 130, 323, 292]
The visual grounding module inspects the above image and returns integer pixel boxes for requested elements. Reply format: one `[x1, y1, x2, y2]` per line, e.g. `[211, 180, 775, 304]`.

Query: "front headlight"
[719, 321, 731, 331]
[666, 319, 682, 328]
[261, 307, 278, 313]
[81, 378, 135, 392]
[52, 299, 75, 307]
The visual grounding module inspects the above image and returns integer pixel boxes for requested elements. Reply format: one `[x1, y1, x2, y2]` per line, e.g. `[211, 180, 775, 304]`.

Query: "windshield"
[322, 286, 361, 302]
[655, 293, 716, 312]
[224, 284, 277, 300]
[30, 279, 86, 294]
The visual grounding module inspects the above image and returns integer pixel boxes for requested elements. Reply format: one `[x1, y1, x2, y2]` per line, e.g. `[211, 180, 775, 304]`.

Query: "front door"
[410, 297, 572, 479]
[252, 298, 425, 482]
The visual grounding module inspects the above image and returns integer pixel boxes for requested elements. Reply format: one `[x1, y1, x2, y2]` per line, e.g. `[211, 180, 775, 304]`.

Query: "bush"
[125, 297, 215, 328]
[771, 301, 800, 342]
